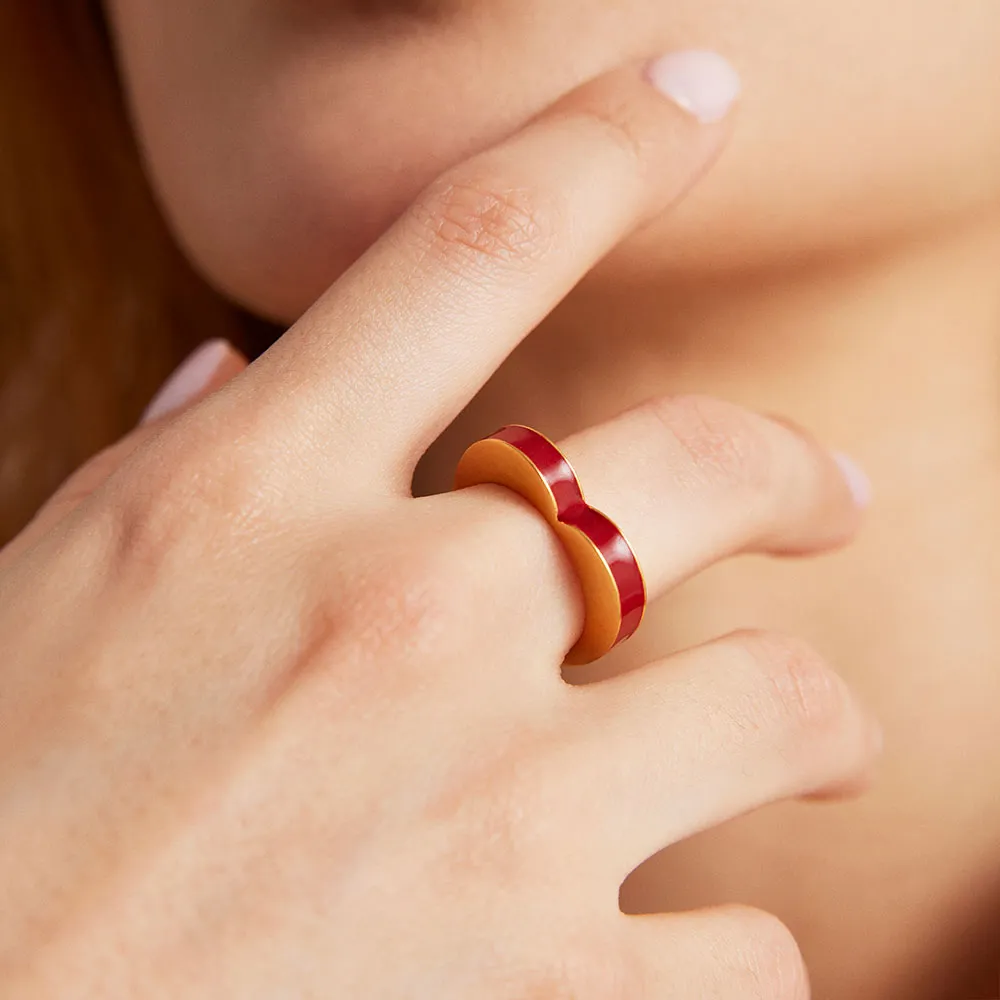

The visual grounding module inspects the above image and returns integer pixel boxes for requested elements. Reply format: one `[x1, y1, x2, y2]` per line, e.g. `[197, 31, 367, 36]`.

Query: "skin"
[1, 73, 877, 998]
[12, 0, 1000, 996]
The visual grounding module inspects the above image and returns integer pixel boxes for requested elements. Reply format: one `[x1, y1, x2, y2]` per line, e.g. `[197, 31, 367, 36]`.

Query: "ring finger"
[444, 391, 866, 665]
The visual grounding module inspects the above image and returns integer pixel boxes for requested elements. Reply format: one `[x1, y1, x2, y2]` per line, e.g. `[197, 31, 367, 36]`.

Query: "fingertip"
[644, 50, 742, 125]
[801, 714, 884, 802]
[755, 411, 869, 556]
[831, 451, 872, 510]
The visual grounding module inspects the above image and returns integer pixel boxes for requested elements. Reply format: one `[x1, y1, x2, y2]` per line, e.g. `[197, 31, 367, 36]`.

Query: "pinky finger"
[624, 905, 810, 1000]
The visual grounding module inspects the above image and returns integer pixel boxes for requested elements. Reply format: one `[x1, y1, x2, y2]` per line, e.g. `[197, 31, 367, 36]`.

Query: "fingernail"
[832, 451, 872, 509]
[644, 50, 742, 124]
[141, 339, 232, 424]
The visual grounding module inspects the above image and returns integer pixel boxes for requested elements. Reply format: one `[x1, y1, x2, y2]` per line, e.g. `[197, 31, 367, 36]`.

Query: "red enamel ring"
[453, 425, 647, 665]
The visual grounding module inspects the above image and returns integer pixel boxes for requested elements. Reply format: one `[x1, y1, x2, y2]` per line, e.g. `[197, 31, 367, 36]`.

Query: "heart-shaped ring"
[453, 425, 646, 665]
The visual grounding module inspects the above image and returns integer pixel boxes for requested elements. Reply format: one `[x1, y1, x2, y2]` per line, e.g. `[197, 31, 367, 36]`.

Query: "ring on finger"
[454, 425, 646, 665]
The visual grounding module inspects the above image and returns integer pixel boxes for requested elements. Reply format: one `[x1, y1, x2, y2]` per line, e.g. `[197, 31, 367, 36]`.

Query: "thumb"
[138, 338, 248, 428]
[6, 340, 247, 557]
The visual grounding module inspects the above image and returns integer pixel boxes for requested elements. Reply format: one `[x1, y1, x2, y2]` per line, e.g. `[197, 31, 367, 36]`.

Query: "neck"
[471, 219, 1000, 489]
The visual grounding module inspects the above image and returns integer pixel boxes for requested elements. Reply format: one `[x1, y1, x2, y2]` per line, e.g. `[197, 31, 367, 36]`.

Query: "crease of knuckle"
[718, 906, 810, 1000]
[326, 539, 474, 668]
[560, 98, 649, 171]
[281, 554, 458, 717]
[724, 629, 849, 747]
[415, 174, 559, 276]
[106, 450, 269, 578]
[653, 395, 775, 498]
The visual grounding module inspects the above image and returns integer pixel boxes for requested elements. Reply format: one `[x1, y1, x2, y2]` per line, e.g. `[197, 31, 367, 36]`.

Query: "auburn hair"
[0, 2, 276, 542]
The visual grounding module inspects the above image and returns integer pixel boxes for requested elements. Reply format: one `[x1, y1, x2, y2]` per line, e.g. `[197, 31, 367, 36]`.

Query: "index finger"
[239, 51, 740, 489]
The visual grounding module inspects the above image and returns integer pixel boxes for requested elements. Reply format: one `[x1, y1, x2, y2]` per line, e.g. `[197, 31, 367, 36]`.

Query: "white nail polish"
[832, 451, 873, 509]
[645, 50, 742, 124]
[141, 339, 231, 424]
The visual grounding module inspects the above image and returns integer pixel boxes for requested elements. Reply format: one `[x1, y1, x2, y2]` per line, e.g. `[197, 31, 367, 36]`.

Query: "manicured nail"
[644, 50, 742, 124]
[141, 339, 232, 424]
[832, 451, 872, 509]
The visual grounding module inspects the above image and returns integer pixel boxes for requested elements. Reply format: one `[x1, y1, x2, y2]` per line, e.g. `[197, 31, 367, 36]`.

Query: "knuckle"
[414, 172, 559, 274]
[111, 475, 201, 573]
[723, 628, 851, 741]
[288, 533, 469, 712]
[561, 96, 648, 167]
[718, 905, 811, 1000]
[363, 549, 458, 655]
[333, 528, 474, 665]
[106, 444, 267, 577]
[651, 394, 774, 495]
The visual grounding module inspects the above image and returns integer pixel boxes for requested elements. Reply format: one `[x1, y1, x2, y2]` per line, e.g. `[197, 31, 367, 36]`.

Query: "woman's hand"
[1, 54, 878, 998]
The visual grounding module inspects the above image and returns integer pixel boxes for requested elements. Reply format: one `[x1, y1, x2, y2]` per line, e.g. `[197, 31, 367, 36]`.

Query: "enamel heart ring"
[454, 425, 647, 665]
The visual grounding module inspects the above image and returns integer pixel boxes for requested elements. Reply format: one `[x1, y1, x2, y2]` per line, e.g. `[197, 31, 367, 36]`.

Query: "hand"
[1, 54, 878, 999]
